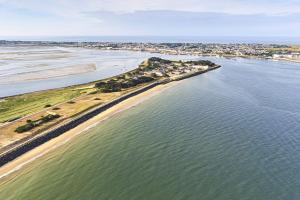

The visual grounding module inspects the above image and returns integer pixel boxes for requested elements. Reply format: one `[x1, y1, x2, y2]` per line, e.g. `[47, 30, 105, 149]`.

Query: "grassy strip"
[0, 87, 91, 123]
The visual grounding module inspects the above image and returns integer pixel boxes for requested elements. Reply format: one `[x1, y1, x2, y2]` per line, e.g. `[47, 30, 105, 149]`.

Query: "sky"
[0, 0, 300, 37]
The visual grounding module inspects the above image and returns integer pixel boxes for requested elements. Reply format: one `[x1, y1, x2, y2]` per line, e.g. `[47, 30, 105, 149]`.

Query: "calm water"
[0, 57, 300, 200]
[0, 47, 157, 97]
[0, 47, 196, 97]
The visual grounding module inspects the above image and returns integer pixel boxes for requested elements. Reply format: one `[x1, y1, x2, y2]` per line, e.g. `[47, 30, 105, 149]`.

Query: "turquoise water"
[0, 58, 300, 200]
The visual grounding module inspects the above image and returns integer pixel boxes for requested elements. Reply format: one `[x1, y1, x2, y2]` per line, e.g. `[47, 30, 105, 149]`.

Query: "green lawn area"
[0, 87, 88, 123]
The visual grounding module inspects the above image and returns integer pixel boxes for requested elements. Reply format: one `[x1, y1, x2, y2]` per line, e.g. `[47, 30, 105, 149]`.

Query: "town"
[1, 40, 299, 62]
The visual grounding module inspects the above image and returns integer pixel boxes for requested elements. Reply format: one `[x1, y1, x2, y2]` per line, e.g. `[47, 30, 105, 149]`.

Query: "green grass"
[0, 87, 85, 123]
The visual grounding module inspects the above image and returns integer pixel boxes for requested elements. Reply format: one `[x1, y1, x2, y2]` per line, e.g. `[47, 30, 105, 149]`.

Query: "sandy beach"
[0, 81, 179, 180]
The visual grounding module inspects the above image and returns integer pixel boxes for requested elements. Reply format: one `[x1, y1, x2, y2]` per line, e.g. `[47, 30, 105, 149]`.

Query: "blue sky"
[0, 0, 300, 36]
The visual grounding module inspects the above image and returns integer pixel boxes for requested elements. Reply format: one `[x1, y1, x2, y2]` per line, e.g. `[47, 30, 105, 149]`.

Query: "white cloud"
[1, 0, 300, 15]
[0, 0, 300, 36]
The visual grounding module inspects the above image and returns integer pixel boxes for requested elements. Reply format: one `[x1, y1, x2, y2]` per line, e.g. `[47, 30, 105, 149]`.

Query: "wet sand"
[0, 63, 96, 84]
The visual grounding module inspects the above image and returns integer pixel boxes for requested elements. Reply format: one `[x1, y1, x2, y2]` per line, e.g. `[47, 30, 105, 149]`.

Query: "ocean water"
[0, 57, 300, 200]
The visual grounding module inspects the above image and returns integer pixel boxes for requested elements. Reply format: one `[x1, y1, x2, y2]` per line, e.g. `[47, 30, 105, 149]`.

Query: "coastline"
[1, 42, 299, 199]
[0, 59, 221, 179]
[0, 81, 179, 180]
[0, 80, 165, 165]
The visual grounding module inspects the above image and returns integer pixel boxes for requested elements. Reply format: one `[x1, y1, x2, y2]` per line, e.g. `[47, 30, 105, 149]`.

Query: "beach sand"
[0, 81, 179, 180]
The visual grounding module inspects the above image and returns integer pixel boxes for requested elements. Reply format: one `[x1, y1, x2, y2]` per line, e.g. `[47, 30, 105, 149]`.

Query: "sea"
[0, 55, 300, 200]
[1, 36, 300, 44]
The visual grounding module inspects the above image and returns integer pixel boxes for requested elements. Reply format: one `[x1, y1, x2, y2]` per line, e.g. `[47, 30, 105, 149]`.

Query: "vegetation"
[185, 60, 216, 66]
[95, 58, 157, 92]
[88, 91, 98, 95]
[95, 76, 154, 92]
[15, 114, 60, 133]
[0, 88, 84, 123]
[6, 116, 22, 122]
[148, 57, 172, 64]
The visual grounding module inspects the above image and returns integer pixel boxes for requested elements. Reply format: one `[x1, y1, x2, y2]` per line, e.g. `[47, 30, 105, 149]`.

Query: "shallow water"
[0, 57, 300, 200]
[0, 47, 148, 97]
[0, 46, 198, 97]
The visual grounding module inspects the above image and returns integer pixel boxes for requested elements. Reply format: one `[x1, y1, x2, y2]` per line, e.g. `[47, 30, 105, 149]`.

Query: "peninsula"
[0, 57, 220, 167]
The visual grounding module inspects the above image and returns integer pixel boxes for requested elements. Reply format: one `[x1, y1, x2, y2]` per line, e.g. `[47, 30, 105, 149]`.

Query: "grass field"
[0, 86, 95, 123]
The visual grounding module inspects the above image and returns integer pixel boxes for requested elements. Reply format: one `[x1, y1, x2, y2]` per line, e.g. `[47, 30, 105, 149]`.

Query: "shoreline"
[1, 54, 298, 100]
[0, 80, 165, 165]
[0, 81, 179, 180]
[0, 61, 221, 179]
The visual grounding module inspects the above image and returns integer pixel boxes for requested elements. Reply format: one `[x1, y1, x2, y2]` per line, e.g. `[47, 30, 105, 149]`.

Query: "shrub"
[15, 123, 34, 133]
[121, 81, 136, 88]
[15, 114, 60, 133]
[186, 60, 215, 66]
[148, 57, 172, 64]
[88, 91, 98, 95]
[41, 114, 60, 123]
[96, 81, 122, 93]
[95, 81, 107, 88]
[132, 76, 154, 85]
